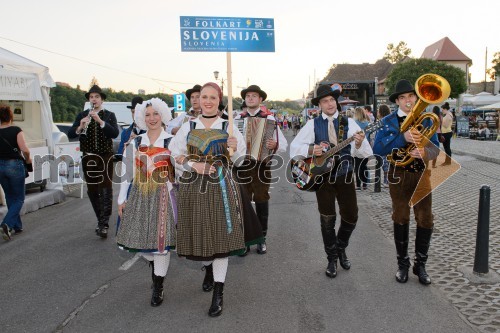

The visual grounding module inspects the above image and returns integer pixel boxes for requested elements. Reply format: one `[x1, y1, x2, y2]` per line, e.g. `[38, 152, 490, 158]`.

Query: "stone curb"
[452, 149, 500, 165]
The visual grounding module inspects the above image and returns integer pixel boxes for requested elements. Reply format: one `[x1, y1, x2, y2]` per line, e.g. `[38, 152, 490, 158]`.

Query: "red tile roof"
[421, 37, 472, 62]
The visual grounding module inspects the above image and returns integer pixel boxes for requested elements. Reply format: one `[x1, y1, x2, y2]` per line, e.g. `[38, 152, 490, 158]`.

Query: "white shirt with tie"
[289, 112, 373, 160]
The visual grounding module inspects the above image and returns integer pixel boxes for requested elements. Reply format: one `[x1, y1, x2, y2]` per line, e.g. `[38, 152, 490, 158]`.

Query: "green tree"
[89, 77, 99, 89]
[487, 51, 500, 80]
[385, 58, 467, 99]
[384, 41, 412, 64]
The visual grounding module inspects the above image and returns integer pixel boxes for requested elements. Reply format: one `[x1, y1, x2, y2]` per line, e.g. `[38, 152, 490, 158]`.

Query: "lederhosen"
[388, 115, 433, 229]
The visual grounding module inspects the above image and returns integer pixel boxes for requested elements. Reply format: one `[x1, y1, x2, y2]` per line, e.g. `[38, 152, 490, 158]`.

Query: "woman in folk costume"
[116, 98, 176, 307]
[170, 82, 248, 317]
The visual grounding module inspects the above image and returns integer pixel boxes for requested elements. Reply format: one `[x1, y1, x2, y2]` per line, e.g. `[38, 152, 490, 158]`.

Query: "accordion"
[245, 117, 276, 161]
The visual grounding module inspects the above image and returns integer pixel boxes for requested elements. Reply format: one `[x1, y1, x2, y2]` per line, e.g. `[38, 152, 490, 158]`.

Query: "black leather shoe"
[208, 282, 224, 317]
[395, 257, 410, 283]
[338, 248, 351, 270]
[325, 260, 337, 278]
[97, 228, 108, 239]
[256, 242, 267, 254]
[413, 265, 431, 285]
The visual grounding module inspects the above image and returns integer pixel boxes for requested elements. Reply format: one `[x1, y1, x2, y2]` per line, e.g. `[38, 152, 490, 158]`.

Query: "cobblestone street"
[360, 144, 500, 332]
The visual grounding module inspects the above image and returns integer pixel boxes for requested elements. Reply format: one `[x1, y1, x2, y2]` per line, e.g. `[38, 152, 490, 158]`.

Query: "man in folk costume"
[290, 84, 372, 278]
[68, 85, 120, 238]
[373, 79, 439, 285]
[167, 84, 202, 135]
[235, 85, 287, 255]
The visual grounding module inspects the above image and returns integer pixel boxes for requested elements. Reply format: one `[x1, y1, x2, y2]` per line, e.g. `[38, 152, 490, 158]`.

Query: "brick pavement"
[359, 153, 500, 333]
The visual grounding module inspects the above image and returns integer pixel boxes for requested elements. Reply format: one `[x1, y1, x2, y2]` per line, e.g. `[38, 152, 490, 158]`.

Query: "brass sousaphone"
[388, 73, 451, 167]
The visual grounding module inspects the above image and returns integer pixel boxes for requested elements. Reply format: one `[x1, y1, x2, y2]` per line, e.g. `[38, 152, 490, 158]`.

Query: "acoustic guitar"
[289, 120, 383, 191]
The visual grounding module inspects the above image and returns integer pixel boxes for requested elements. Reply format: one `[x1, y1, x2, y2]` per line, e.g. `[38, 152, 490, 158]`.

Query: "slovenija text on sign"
[180, 16, 275, 52]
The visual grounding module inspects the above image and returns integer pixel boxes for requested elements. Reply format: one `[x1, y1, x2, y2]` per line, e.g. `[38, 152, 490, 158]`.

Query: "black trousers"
[315, 172, 358, 224]
[441, 132, 453, 157]
[81, 153, 114, 194]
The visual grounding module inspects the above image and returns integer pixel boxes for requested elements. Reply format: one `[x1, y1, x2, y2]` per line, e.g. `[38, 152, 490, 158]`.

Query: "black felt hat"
[389, 79, 416, 103]
[127, 96, 144, 109]
[241, 85, 267, 101]
[185, 84, 202, 100]
[85, 85, 107, 100]
[311, 84, 341, 106]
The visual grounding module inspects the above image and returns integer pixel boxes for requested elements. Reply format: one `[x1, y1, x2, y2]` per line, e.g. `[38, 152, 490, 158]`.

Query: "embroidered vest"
[80, 109, 114, 154]
[314, 115, 354, 177]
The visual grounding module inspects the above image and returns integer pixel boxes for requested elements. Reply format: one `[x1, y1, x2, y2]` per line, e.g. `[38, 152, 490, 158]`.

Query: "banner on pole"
[180, 16, 275, 52]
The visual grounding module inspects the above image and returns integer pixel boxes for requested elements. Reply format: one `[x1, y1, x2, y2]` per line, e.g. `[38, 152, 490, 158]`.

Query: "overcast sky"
[2, 0, 499, 101]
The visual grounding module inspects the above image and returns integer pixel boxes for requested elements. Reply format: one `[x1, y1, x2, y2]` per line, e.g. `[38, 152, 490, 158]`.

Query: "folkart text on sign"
[180, 16, 275, 52]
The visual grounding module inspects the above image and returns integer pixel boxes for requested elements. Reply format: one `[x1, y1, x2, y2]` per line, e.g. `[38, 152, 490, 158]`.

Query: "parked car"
[52, 123, 69, 144]
[55, 123, 77, 142]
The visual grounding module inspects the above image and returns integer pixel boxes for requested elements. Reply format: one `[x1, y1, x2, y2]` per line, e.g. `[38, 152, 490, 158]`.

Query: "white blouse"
[117, 130, 174, 205]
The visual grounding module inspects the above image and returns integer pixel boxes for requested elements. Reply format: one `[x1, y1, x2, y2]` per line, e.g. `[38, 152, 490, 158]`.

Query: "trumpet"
[81, 103, 95, 136]
[388, 73, 451, 167]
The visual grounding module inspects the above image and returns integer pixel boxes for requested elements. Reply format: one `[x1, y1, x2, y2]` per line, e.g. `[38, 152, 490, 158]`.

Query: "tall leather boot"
[88, 191, 101, 234]
[202, 264, 214, 292]
[151, 274, 164, 307]
[320, 214, 338, 278]
[337, 220, 356, 270]
[394, 223, 410, 283]
[413, 227, 433, 285]
[255, 202, 269, 254]
[208, 282, 224, 317]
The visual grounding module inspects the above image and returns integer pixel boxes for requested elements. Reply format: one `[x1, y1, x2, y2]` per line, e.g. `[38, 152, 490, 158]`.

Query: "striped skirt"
[176, 168, 245, 260]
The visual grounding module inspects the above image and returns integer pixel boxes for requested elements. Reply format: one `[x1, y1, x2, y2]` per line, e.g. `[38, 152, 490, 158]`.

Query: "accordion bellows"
[245, 117, 276, 161]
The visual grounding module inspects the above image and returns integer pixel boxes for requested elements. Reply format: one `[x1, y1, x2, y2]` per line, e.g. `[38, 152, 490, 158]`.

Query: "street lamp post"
[213, 70, 225, 96]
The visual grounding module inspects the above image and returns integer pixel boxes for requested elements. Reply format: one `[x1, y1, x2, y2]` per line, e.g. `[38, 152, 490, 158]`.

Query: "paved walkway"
[451, 137, 500, 164]
[356, 137, 500, 333]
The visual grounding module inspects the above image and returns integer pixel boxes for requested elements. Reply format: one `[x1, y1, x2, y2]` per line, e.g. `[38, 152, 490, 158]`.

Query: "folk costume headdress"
[134, 98, 172, 131]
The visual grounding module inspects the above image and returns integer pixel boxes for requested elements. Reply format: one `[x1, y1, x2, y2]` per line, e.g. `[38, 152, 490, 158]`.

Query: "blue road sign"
[174, 93, 185, 111]
[180, 16, 275, 52]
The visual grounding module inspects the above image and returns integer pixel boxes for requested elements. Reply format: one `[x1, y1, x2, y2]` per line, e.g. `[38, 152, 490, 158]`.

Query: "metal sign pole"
[226, 52, 234, 156]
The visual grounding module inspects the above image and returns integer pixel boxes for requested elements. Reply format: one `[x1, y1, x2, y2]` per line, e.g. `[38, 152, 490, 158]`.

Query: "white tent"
[477, 102, 500, 110]
[0, 47, 55, 151]
[469, 92, 500, 106]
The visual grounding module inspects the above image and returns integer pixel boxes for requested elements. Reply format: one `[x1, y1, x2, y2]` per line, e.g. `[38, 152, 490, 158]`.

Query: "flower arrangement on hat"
[134, 98, 172, 131]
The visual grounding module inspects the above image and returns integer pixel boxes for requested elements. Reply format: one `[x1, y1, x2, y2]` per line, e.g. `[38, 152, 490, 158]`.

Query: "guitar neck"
[323, 136, 355, 159]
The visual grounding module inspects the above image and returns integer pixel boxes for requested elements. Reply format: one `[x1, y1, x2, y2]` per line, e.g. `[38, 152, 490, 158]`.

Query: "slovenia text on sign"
[180, 16, 275, 52]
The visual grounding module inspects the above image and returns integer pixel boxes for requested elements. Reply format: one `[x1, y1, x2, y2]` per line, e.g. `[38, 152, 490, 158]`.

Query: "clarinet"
[80, 103, 95, 136]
